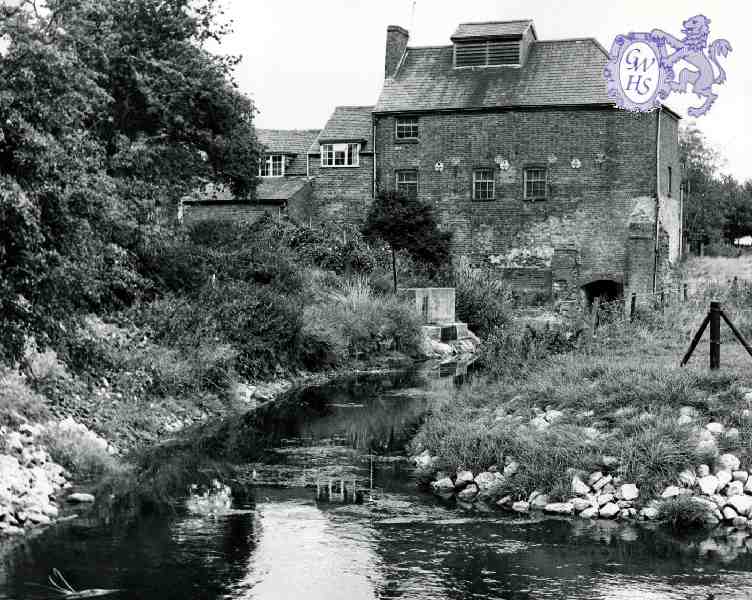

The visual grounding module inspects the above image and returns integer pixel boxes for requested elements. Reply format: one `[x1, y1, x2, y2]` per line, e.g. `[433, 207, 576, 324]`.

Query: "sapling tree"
[361, 190, 451, 292]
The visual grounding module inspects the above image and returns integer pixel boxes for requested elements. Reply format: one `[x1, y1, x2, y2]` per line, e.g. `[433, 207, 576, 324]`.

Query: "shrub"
[0, 366, 49, 427]
[477, 323, 577, 379]
[454, 261, 512, 337]
[301, 277, 423, 364]
[657, 496, 714, 531]
[40, 422, 121, 480]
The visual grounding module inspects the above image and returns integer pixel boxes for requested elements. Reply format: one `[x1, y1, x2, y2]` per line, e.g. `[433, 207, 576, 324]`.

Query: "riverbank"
[408, 258, 752, 533]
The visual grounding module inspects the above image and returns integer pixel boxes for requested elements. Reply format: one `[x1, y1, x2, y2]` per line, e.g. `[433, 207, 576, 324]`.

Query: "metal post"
[630, 293, 637, 322]
[710, 301, 721, 370]
[660, 290, 665, 310]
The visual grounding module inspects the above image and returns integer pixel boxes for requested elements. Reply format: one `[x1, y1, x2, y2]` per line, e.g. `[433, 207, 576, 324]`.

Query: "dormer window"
[320, 143, 360, 167]
[454, 39, 520, 67]
[259, 154, 284, 177]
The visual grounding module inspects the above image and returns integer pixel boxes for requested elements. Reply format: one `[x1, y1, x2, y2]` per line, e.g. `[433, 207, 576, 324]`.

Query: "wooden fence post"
[630, 293, 636, 322]
[683, 283, 688, 302]
[710, 301, 721, 370]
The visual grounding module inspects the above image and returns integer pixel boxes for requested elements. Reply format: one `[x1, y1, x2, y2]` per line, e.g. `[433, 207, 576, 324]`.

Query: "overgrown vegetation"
[410, 257, 752, 504]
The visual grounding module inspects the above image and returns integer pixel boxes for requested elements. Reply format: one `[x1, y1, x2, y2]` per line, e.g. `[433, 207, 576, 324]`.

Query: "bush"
[657, 496, 714, 531]
[454, 261, 512, 337]
[477, 323, 577, 379]
[0, 366, 49, 427]
[301, 277, 423, 364]
[40, 421, 122, 480]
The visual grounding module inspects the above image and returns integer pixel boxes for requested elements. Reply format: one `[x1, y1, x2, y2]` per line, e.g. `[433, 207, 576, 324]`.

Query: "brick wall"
[374, 106, 679, 297]
[182, 201, 282, 225]
[306, 153, 374, 225]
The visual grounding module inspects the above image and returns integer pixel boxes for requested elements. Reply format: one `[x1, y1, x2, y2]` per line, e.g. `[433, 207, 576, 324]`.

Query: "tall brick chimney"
[385, 25, 409, 78]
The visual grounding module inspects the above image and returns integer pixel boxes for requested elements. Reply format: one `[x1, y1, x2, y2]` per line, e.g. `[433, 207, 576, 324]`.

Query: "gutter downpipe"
[373, 119, 377, 198]
[653, 106, 662, 295]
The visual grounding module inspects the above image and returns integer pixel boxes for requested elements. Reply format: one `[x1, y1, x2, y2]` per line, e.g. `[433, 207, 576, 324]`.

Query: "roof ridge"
[457, 19, 531, 25]
[256, 128, 321, 132]
[335, 105, 375, 109]
[535, 37, 598, 44]
[407, 44, 452, 50]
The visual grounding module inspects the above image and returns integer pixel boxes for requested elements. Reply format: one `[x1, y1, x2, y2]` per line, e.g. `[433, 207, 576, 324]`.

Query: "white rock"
[726, 495, 752, 517]
[726, 428, 740, 441]
[723, 506, 739, 521]
[474, 471, 498, 491]
[718, 454, 741, 472]
[697, 464, 710, 477]
[599, 502, 619, 518]
[544, 409, 564, 423]
[661, 485, 683, 499]
[698, 475, 720, 496]
[572, 497, 592, 512]
[512, 501, 530, 513]
[617, 484, 639, 501]
[67, 492, 95, 503]
[588, 471, 604, 486]
[706, 422, 725, 435]
[530, 493, 550, 509]
[432, 477, 454, 492]
[745, 478, 752, 494]
[639, 507, 659, 520]
[597, 493, 614, 507]
[457, 485, 478, 502]
[544, 502, 574, 515]
[455, 470, 474, 485]
[716, 470, 732, 492]
[571, 476, 590, 496]
[592, 474, 613, 491]
[726, 481, 744, 497]
[733, 470, 749, 483]
[413, 449, 435, 469]
[580, 506, 598, 519]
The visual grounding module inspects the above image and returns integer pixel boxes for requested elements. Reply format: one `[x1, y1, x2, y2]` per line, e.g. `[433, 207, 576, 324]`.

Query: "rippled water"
[3, 368, 752, 599]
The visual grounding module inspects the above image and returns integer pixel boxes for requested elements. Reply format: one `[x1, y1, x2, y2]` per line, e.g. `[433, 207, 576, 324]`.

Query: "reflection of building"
[186, 19, 682, 303]
[735, 236, 752, 247]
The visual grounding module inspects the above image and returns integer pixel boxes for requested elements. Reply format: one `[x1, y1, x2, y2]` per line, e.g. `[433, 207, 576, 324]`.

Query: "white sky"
[218, 0, 751, 183]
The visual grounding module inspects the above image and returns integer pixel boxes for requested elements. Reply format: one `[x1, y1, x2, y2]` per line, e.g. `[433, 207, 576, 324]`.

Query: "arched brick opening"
[580, 279, 622, 307]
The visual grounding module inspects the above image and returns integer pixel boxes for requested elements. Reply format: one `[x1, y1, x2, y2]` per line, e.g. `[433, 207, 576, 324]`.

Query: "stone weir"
[399, 287, 480, 359]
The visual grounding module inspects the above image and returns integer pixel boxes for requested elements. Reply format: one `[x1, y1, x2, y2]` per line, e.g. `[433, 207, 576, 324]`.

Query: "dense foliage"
[362, 190, 452, 290]
[681, 123, 752, 250]
[0, 0, 258, 362]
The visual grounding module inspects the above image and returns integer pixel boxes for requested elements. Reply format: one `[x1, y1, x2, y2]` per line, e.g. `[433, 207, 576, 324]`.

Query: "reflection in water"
[3, 369, 752, 600]
[228, 499, 380, 600]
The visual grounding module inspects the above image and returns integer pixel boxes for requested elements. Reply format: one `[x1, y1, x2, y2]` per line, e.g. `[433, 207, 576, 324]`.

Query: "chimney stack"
[385, 25, 409, 78]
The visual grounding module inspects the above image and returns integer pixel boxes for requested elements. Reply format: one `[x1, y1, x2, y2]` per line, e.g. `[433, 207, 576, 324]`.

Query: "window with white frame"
[395, 117, 419, 139]
[320, 143, 360, 167]
[473, 168, 495, 201]
[523, 166, 547, 199]
[396, 169, 418, 199]
[259, 154, 284, 177]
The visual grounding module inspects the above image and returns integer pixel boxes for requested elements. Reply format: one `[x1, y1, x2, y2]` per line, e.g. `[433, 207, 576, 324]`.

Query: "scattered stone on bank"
[698, 475, 720, 496]
[512, 501, 530, 513]
[733, 470, 749, 483]
[544, 502, 574, 515]
[726, 481, 744, 497]
[580, 506, 598, 519]
[717, 470, 732, 492]
[571, 475, 590, 496]
[719, 453, 741, 472]
[599, 502, 620, 518]
[67, 492, 95, 504]
[707, 422, 725, 435]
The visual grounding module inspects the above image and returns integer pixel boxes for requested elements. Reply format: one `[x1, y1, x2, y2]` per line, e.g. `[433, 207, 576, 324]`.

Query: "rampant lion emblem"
[650, 15, 732, 117]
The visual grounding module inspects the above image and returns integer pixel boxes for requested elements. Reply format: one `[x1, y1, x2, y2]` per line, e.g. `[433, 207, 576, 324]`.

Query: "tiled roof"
[374, 39, 613, 113]
[309, 106, 374, 152]
[256, 129, 320, 154]
[451, 20, 533, 40]
[256, 176, 310, 203]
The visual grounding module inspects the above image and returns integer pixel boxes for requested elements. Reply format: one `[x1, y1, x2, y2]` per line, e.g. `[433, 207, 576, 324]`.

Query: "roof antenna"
[409, 0, 416, 33]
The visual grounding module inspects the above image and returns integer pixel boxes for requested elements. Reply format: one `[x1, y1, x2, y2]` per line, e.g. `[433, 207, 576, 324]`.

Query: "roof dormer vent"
[451, 20, 536, 68]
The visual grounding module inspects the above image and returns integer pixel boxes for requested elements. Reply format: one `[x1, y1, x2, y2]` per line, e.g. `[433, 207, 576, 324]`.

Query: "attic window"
[259, 154, 284, 177]
[454, 39, 520, 67]
[320, 143, 360, 167]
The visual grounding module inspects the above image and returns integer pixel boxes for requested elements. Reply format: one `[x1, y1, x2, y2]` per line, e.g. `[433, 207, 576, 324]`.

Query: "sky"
[216, 0, 751, 183]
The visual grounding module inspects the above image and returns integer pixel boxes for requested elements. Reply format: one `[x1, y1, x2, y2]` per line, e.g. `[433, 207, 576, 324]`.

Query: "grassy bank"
[409, 256, 752, 506]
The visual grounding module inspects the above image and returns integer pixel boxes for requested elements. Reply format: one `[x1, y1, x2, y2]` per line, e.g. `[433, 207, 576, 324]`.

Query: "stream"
[3, 366, 752, 599]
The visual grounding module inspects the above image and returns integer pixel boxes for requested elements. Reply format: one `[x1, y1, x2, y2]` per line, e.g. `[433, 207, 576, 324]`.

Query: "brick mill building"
[183, 19, 682, 303]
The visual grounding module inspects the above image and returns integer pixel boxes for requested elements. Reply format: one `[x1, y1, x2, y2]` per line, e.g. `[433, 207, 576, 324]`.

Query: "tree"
[361, 191, 452, 292]
[0, 0, 260, 362]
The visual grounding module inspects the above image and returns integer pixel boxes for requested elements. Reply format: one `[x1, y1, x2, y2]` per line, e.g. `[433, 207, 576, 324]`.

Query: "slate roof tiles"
[374, 38, 613, 113]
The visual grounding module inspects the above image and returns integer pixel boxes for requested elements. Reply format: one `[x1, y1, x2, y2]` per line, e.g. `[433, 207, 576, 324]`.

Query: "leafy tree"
[0, 0, 260, 362]
[362, 191, 452, 292]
